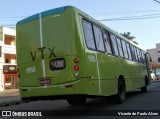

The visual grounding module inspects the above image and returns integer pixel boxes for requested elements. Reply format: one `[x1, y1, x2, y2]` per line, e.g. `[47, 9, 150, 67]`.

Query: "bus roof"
[17, 6, 74, 25]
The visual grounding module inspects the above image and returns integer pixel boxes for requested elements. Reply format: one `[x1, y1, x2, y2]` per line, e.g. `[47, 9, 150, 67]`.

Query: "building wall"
[0, 26, 16, 91]
[147, 43, 160, 63]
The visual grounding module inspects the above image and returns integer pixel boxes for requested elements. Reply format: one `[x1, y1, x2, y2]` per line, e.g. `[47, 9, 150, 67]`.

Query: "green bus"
[16, 6, 151, 105]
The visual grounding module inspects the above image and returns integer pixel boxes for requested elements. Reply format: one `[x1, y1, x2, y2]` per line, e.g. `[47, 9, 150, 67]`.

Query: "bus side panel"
[85, 52, 102, 96]
[77, 15, 119, 96]
[97, 54, 118, 96]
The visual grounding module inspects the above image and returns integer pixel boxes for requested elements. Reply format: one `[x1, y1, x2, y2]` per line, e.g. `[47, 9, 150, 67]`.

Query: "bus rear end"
[16, 6, 86, 100]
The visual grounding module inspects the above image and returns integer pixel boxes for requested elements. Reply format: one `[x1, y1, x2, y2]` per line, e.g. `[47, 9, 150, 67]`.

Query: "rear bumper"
[19, 79, 86, 99]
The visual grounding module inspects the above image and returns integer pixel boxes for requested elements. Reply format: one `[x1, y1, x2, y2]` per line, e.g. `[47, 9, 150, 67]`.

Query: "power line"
[0, 9, 160, 24]
[0, 9, 160, 18]
[90, 9, 160, 16]
[94, 12, 160, 21]
[99, 14, 160, 21]
[99, 16, 160, 21]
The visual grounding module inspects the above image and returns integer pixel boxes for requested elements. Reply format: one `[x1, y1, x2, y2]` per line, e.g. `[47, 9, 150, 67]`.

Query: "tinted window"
[102, 30, 113, 54]
[130, 45, 136, 61]
[136, 49, 141, 62]
[93, 25, 105, 52]
[110, 34, 119, 56]
[126, 43, 132, 60]
[121, 40, 129, 59]
[137, 49, 142, 62]
[134, 47, 138, 62]
[141, 52, 145, 63]
[82, 20, 96, 50]
[139, 50, 144, 63]
[117, 38, 124, 58]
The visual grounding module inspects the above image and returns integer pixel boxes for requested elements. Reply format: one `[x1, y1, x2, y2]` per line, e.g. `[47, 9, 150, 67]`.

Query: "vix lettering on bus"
[30, 47, 56, 61]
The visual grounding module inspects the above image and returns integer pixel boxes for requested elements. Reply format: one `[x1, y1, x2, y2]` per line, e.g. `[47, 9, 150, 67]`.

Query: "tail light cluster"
[74, 58, 79, 78]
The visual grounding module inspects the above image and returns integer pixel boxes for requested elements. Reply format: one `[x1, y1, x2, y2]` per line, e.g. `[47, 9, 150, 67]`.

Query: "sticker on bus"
[26, 67, 36, 74]
[88, 54, 96, 62]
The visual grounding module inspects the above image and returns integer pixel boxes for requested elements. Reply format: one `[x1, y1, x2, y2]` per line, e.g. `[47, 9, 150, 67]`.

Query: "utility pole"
[153, 0, 160, 4]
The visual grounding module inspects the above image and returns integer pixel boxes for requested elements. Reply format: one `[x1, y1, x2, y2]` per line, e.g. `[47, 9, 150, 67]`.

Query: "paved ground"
[0, 89, 20, 107]
[0, 89, 19, 96]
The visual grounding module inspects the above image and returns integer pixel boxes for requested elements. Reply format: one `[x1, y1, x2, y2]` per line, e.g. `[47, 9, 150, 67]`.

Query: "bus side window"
[93, 25, 105, 52]
[130, 45, 136, 61]
[121, 40, 129, 59]
[140, 50, 144, 63]
[134, 47, 138, 62]
[117, 37, 124, 58]
[126, 43, 132, 60]
[82, 20, 96, 50]
[136, 49, 141, 62]
[102, 30, 113, 54]
[109, 34, 119, 56]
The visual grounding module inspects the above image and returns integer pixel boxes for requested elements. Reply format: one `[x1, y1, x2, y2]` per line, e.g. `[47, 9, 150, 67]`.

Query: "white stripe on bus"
[39, 13, 46, 82]
[96, 53, 101, 95]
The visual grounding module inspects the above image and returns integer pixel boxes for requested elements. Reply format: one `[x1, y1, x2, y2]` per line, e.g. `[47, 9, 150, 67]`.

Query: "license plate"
[50, 58, 66, 70]
[40, 79, 51, 85]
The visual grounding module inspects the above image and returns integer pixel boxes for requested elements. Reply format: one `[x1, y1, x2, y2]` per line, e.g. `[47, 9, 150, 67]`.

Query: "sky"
[0, 0, 160, 50]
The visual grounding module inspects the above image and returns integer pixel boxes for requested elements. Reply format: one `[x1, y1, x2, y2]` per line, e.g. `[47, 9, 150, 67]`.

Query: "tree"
[121, 32, 135, 40]
[149, 62, 160, 70]
[120, 32, 138, 45]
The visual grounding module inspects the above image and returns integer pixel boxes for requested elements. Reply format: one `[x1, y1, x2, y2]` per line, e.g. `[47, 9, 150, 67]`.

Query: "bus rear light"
[74, 65, 79, 70]
[74, 58, 79, 63]
[74, 72, 79, 78]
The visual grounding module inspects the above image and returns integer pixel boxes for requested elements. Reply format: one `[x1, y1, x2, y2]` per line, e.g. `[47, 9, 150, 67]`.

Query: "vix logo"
[30, 47, 56, 61]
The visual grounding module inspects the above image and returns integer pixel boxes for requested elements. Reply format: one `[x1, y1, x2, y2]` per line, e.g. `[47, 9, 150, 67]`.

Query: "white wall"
[0, 27, 16, 91]
[147, 43, 160, 63]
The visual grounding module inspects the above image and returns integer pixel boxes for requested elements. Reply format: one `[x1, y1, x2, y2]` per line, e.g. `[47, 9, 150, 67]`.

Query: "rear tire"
[141, 78, 148, 93]
[141, 86, 147, 93]
[116, 79, 126, 104]
[67, 97, 86, 105]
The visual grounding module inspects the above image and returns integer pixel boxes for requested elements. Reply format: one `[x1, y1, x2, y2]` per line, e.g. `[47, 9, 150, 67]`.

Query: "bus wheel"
[116, 79, 126, 104]
[67, 97, 86, 105]
[141, 86, 147, 93]
[141, 78, 147, 93]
